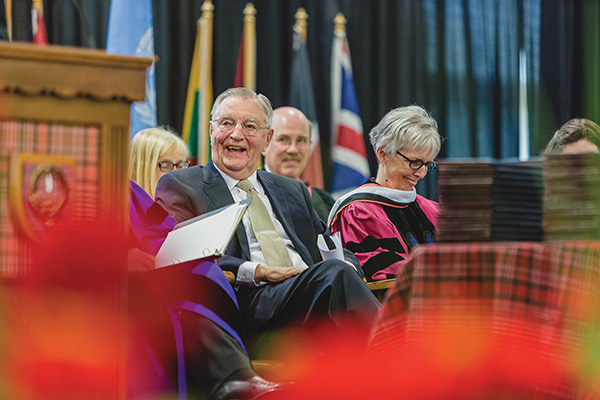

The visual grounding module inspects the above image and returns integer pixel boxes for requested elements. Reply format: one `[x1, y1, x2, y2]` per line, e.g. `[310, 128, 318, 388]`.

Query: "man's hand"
[254, 264, 306, 283]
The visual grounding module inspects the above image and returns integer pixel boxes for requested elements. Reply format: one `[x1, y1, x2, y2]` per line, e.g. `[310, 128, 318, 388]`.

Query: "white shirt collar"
[213, 164, 260, 192]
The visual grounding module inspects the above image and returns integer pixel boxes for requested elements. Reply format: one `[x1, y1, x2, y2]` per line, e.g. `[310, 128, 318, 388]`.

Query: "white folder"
[154, 198, 250, 268]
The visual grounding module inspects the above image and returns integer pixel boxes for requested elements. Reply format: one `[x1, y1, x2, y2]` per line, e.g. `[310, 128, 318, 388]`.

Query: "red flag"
[233, 3, 256, 89]
[32, 3, 49, 45]
[234, 32, 245, 87]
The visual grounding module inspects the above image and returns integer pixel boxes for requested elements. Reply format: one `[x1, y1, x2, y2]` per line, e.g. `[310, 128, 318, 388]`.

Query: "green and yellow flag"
[182, 0, 214, 165]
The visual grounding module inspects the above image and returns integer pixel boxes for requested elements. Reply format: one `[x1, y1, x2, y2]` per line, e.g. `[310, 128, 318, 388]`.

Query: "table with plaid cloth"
[368, 241, 600, 399]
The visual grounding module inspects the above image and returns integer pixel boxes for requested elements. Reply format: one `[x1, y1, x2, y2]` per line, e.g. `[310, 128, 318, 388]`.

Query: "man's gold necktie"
[236, 179, 293, 267]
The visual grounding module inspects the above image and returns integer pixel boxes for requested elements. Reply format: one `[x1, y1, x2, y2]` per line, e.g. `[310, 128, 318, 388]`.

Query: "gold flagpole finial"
[294, 8, 308, 42]
[333, 12, 347, 33]
[201, 0, 214, 14]
[294, 7, 308, 42]
[32, 0, 43, 16]
[243, 2, 257, 20]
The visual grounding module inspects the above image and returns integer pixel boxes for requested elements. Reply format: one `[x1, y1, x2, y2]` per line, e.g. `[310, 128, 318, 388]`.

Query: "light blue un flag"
[106, 0, 157, 139]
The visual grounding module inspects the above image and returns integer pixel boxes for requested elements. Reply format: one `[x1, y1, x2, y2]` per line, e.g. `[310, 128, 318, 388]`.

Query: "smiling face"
[263, 107, 311, 180]
[376, 147, 436, 191]
[210, 96, 273, 180]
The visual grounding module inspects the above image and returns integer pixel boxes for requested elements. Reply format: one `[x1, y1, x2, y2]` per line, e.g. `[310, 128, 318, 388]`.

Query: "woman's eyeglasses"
[396, 151, 437, 171]
[157, 160, 190, 172]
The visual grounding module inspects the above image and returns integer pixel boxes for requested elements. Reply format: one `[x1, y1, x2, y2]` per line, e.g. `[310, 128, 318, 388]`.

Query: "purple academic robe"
[128, 180, 246, 351]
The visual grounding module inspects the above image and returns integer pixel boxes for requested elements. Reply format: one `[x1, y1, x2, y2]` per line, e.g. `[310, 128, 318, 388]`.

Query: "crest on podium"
[8, 153, 75, 242]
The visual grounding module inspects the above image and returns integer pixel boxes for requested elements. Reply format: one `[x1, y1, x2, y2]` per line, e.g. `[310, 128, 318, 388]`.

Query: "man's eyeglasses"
[157, 160, 190, 172]
[212, 117, 268, 136]
[396, 151, 437, 171]
[276, 136, 310, 148]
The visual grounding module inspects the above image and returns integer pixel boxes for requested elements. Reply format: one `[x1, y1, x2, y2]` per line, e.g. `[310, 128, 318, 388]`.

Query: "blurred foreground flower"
[5, 220, 127, 399]
[262, 313, 579, 400]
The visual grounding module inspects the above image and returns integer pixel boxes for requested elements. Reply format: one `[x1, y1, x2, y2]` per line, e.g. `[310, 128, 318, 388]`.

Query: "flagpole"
[334, 12, 347, 35]
[198, 0, 214, 165]
[331, 13, 346, 150]
[330, 11, 369, 197]
[294, 7, 308, 42]
[291, 7, 326, 189]
[242, 3, 256, 91]
[5, 0, 11, 42]
[32, 0, 43, 16]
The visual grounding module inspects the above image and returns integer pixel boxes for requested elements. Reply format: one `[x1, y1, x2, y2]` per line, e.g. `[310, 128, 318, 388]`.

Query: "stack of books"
[491, 158, 544, 241]
[436, 159, 494, 242]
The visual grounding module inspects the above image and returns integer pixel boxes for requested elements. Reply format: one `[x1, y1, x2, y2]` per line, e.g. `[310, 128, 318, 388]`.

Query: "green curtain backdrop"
[583, 0, 600, 123]
[1, 0, 593, 196]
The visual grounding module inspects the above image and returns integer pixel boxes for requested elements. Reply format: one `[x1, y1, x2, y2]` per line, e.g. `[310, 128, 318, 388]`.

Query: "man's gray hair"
[369, 105, 442, 159]
[211, 87, 274, 128]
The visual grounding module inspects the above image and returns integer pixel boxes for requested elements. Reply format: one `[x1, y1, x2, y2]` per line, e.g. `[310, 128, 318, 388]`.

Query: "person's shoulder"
[337, 200, 384, 226]
[259, 170, 305, 189]
[165, 164, 207, 182]
[311, 187, 334, 200]
[416, 194, 439, 207]
[415, 194, 440, 221]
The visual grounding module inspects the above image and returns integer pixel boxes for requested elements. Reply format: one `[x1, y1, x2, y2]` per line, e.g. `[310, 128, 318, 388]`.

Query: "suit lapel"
[258, 171, 292, 231]
[202, 163, 235, 208]
[258, 171, 314, 264]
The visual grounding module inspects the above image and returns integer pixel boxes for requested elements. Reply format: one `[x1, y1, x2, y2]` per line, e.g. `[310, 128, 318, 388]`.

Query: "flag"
[289, 27, 324, 189]
[234, 3, 256, 89]
[106, 0, 157, 139]
[32, 0, 48, 45]
[330, 15, 369, 198]
[233, 31, 245, 87]
[182, 1, 214, 165]
[233, 3, 261, 168]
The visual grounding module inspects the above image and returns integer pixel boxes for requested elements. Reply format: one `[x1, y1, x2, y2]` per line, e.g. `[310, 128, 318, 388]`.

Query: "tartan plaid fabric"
[368, 241, 600, 399]
[0, 121, 100, 279]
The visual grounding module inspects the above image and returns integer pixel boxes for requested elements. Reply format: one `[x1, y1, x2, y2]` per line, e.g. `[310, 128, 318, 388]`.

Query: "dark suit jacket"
[155, 162, 360, 276]
[310, 187, 335, 223]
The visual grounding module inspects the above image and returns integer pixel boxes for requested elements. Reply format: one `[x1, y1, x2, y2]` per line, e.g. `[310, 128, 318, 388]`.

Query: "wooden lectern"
[0, 41, 152, 398]
[0, 41, 151, 278]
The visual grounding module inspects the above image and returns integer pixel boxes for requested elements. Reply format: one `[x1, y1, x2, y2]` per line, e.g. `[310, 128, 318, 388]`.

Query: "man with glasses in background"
[262, 106, 334, 222]
[156, 88, 380, 352]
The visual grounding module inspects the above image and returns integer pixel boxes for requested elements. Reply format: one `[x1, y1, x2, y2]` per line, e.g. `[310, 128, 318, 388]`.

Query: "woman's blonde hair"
[129, 127, 189, 198]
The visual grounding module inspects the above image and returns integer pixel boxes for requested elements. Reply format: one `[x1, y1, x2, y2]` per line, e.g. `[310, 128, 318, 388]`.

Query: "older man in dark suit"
[156, 87, 380, 341]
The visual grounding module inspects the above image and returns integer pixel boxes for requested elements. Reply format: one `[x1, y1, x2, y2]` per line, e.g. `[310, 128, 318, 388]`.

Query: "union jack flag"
[330, 26, 369, 198]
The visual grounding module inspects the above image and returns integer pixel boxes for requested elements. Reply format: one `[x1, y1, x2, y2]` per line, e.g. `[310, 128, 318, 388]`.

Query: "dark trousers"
[237, 259, 381, 344]
[128, 264, 251, 398]
[179, 312, 253, 398]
